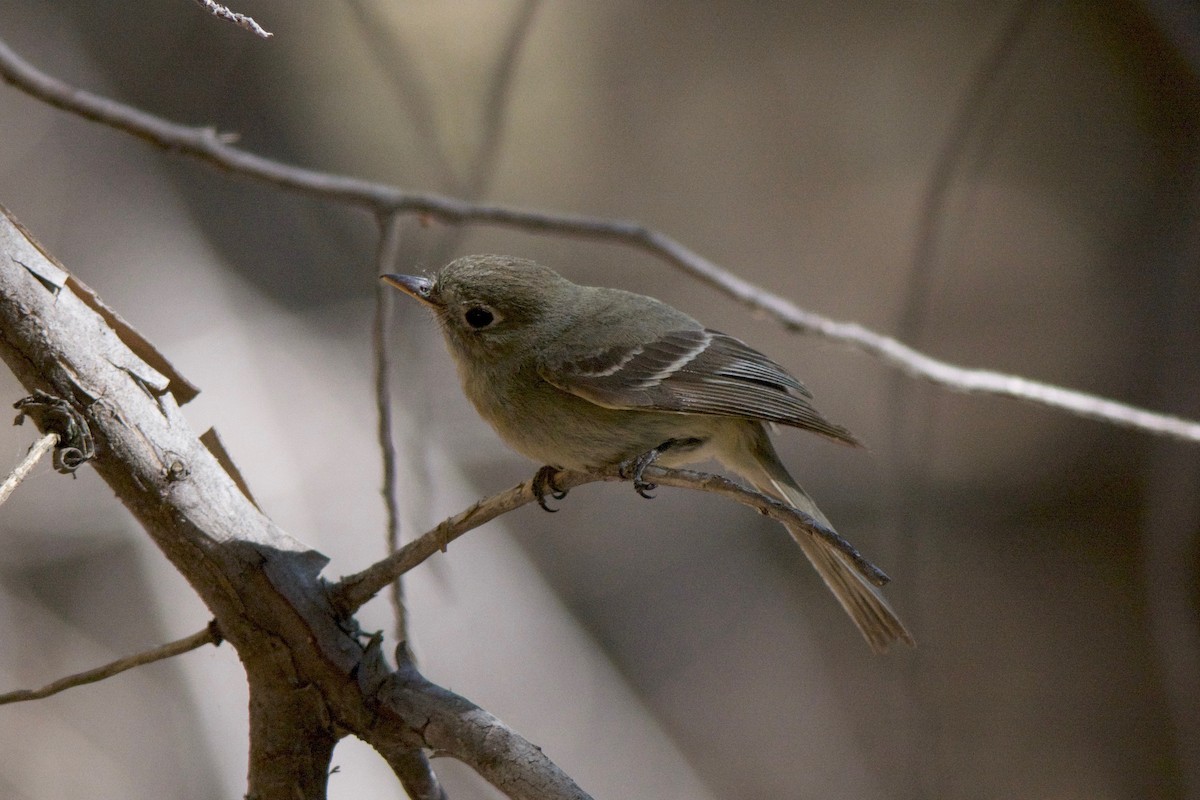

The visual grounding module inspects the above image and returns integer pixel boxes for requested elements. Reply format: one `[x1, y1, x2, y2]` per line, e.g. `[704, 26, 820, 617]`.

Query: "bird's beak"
[381, 274, 439, 308]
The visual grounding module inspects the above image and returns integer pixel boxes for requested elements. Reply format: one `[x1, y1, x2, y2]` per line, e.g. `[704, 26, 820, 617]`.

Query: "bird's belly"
[463, 370, 719, 471]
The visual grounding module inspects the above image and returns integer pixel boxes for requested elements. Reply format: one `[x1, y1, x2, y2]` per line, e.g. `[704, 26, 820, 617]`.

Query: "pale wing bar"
[542, 329, 858, 444]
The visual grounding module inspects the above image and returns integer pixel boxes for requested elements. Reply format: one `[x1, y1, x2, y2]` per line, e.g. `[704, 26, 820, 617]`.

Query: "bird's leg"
[621, 449, 660, 498]
[532, 465, 569, 512]
[620, 438, 703, 500]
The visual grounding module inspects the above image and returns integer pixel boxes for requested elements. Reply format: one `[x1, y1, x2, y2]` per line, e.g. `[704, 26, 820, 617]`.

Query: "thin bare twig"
[0, 622, 221, 705]
[0, 36, 1197, 443]
[331, 464, 890, 616]
[190, 0, 272, 38]
[373, 213, 408, 644]
[0, 432, 57, 508]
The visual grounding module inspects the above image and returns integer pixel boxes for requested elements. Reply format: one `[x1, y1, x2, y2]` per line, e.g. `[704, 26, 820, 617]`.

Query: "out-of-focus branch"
[373, 213, 408, 644]
[0, 623, 221, 705]
[332, 463, 891, 616]
[189, 0, 272, 38]
[345, 0, 538, 201]
[900, 0, 1040, 341]
[344, 0, 460, 188]
[0, 432, 56, 508]
[463, 0, 540, 199]
[0, 36, 1194, 444]
[425, 0, 540, 270]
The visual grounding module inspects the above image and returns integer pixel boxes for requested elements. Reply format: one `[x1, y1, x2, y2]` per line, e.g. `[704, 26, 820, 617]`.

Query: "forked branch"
[0, 205, 590, 800]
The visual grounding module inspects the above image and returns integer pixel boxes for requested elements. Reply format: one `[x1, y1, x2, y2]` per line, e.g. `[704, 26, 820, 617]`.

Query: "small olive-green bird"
[384, 254, 912, 652]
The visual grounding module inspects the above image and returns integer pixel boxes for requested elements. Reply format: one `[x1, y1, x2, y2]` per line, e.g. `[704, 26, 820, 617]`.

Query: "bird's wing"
[538, 328, 859, 445]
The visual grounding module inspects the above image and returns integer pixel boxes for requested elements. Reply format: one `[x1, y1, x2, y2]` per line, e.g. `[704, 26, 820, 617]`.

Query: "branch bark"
[0, 204, 591, 800]
[368, 646, 592, 800]
[0, 36, 1196, 443]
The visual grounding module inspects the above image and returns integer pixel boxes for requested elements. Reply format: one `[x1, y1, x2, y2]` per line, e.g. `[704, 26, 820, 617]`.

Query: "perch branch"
[0, 623, 221, 705]
[332, 464, 888, 616]
[0, 36, 1195, 443]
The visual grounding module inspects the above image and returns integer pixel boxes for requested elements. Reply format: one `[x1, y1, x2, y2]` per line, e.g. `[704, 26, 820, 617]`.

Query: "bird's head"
[383, 254, 574, 360]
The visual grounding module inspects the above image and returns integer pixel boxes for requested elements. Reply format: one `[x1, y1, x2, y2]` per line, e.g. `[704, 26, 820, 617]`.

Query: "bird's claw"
[620, 450, 660, 499]
[532, 465, 568, 512]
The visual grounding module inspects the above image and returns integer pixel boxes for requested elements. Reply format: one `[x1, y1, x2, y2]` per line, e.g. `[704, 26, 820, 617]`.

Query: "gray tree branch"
[0, 205, 591, 800]
[369, 644, 592, 800]
[0, 36, 1195, 443]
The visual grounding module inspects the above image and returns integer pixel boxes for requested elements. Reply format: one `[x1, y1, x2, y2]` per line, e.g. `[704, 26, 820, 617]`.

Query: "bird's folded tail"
[733, 435, 915, 653]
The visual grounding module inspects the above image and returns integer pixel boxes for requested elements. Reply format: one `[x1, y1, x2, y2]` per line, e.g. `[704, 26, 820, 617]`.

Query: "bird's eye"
[464, 305, 497, 329]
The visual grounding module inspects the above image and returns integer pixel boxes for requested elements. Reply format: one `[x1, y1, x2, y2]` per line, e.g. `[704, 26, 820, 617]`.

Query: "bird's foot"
[619, 438, 705, 499]
[532, 465, 569, 512]
[619, 449, 661, 499]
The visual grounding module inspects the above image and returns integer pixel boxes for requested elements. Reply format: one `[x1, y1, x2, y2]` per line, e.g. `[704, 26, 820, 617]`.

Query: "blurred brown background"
[0, 1, 1197, 798]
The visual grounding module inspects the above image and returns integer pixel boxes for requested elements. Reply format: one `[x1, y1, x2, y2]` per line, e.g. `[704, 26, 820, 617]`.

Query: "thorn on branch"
[13, 391, 95, 474]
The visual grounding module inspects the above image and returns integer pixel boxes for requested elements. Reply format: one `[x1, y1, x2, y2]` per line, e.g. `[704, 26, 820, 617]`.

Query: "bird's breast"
[456, 360, 713, 471]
